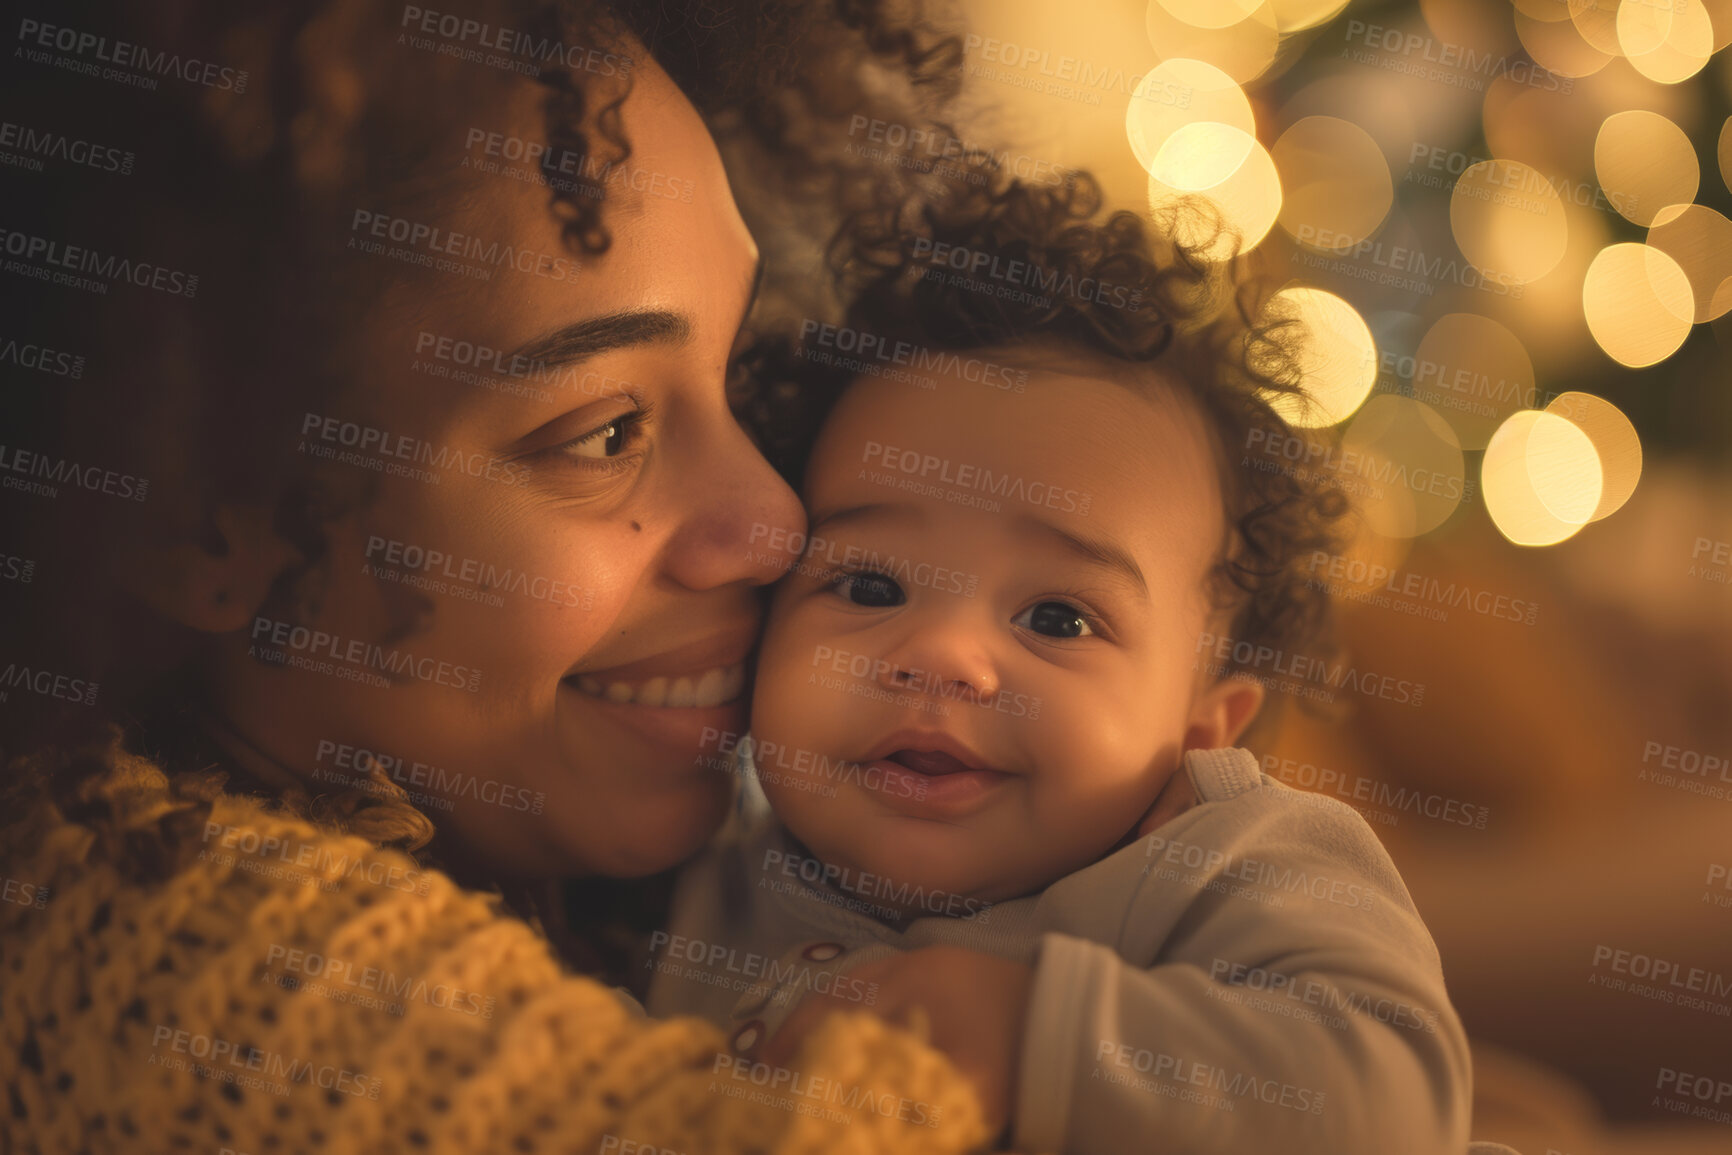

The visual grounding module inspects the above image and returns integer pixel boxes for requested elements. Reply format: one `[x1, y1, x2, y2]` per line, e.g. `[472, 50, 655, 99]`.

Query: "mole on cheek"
[630, 521, 642, 532]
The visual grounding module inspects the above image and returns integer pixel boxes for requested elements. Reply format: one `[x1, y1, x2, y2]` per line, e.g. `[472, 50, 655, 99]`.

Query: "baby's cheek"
[751, 612, 826, 744]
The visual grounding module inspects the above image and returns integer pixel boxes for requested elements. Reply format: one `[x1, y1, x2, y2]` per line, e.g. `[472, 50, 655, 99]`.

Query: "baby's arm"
[1014, 787, 1473, 1154]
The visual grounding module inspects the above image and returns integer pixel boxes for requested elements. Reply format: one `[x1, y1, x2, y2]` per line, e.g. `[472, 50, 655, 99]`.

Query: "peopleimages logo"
[860, 440, 1091, 516]
[249, 615, 483, 693]
[300, 412, 531, 489]
[398, 5, 631, 78]
[0, 119, 134, 175]
[809, 644, 1043, 718]
[762, 847, 992, 922]
[149, 1026, 381, 1100]
[262, 944, 496, 1019]
[0, 334, 84, 379]
[1094, 1041, 1327, 1114]
[0, 443, 148, 502]
[0, 227, 198, 297]
[16, 18, 250, 92]
[746, 524, 980, 597]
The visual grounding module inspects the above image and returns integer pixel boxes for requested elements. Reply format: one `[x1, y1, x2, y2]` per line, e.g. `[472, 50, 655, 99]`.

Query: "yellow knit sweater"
[0, 748, 989, 1154]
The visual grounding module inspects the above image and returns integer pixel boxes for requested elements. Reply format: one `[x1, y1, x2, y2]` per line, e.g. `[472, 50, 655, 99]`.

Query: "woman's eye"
[828, 571, 906, 607]
[562, 412, 641, 460]
[1014, 601, 1096, 638]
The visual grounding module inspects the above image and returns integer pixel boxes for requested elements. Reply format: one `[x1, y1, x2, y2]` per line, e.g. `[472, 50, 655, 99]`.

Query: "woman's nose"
[660, 416, 806, 591]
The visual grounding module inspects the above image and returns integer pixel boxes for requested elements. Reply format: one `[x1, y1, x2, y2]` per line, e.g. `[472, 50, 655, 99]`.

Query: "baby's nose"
[879, 622, 1002, 704]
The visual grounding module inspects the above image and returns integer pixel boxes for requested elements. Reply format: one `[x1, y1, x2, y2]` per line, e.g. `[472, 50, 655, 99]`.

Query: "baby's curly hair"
[765, 171, 1355, 690]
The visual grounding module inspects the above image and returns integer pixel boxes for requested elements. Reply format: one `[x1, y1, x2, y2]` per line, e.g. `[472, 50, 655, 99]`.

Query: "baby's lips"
[887, 748, 976, 777]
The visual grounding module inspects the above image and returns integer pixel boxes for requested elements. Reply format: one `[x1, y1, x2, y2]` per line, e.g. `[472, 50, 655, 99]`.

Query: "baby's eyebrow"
[806, 502, 915, 534]
[1016, 513, 1149, 599]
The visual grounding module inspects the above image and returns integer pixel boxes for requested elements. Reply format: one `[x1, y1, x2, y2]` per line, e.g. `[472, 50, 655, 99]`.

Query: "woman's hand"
[760, 945, 1036, 1141]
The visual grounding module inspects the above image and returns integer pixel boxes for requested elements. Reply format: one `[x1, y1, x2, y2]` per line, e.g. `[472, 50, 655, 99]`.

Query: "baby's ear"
[1183, 674, 1265, 751]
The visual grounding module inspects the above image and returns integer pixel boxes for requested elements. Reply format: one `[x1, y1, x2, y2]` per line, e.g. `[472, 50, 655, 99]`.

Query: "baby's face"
[752, 354, 1237, 909]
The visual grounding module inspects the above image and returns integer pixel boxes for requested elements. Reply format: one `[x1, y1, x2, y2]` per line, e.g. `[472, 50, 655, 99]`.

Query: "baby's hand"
[760, 945, 1034, 1141]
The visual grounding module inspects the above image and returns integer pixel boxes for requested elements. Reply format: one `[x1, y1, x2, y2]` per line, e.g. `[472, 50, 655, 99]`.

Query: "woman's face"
[213, 60, 804, 879]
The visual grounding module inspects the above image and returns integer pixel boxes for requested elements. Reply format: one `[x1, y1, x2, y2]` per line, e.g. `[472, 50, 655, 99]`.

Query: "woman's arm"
[0, 774, 989, 1154]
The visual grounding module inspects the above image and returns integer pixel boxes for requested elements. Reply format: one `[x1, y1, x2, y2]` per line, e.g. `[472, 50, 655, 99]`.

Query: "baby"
[647, 192, 1472, 1153]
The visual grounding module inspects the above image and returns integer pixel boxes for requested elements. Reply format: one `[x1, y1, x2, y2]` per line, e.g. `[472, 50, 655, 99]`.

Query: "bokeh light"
[1273, 116, 1394, 250]
[1482, 409, 1605, 547]
[1412, 312, 1537, 450]
[1624, 0, 1714, 83]
[1125, 59, 1253, 175]
[1593, 109, 1699, 227]
[1154, 0, 1262, 31]
[1146, 123, 1282, 259]
[1581, 242, 1694, 366]
[1612, 0, 1672, 57]
[1257, 287, 1378, 427]
[1144, 0, 1279, 83]
[1646, 204, 1732, 322]
[1567, 0, 1624, 57]
[1515, 9, 1612, 77]
[1544, 391, 1643, 520]
[1449, 159, 1570, 284]
[1718, 117, 1732, 195]
[1267, 0, 1353, 33]
[1341, 395, 1468, 538]
[1509, 0, 1569, 21]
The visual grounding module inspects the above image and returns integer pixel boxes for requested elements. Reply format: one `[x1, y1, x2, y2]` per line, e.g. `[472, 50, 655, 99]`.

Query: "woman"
[0, 0, 1010, 1150]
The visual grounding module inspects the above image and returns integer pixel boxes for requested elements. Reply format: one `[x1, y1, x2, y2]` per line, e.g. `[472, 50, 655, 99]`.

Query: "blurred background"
[935, 1, 1732, 1151]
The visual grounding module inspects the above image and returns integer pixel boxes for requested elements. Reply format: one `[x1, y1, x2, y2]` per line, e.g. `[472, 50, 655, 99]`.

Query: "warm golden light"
[1144, 0, 1279, 83]
[1544, 391, 1643, 520]
[1624, 0, 1713, 82]
[1273, 116, 1393, 251]
[1146, 123, 1281, 260]
[1568, 0, 1625, 56]
[1581, 242, 1694, 367]
[1516, 9, 1613, 76]
[1256, 287, 1378, 428]
[1511, 0, 1570, 21]
[1412, 313, 1537, 450]
[1646, 203, 1732, 322]
[1718, 117, 1732, 196]
[1126, 59, 1253, 176]
[1612, 0, 1672, 57]
[1154, 0, 1262, 31]
[1449, 159, 1570, 285]
[1482, 410, 1605, 547]
[1341, 396, 1467, 538]
[1594, 109, 1699, 227]
[1268, 0, 1352, 33]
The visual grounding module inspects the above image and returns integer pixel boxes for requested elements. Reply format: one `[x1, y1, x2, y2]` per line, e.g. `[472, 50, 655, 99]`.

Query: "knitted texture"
[0, 748, 990, 1154]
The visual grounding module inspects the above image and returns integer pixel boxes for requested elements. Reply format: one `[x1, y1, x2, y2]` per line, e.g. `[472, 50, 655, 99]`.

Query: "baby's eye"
[1013, 600, 1096, 638]
[827, 571, 906, 607]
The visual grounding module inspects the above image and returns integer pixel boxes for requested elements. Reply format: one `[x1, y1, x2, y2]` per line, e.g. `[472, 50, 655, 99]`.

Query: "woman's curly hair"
[0, 0, 969, 882]
[756, 165, 1355, 702]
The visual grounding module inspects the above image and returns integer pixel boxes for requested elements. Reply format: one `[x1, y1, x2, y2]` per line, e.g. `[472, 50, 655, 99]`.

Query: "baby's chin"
[778, 803, 1047, 919]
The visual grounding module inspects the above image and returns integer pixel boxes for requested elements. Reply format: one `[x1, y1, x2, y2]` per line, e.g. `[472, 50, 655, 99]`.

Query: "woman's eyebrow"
[509, 309, 693, 369]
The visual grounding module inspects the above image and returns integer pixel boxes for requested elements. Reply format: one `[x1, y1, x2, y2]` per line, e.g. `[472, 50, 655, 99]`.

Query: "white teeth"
[666, 676, 697, 708]
[692, 667, 728, 708]
[572, 662, 745, 708]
